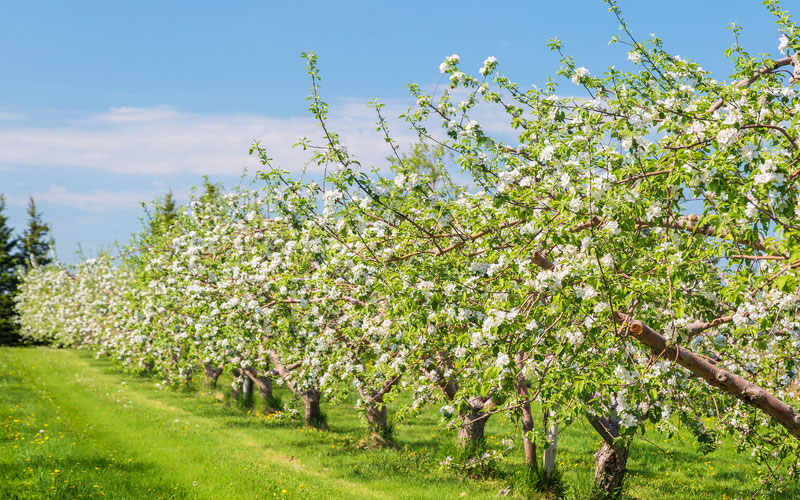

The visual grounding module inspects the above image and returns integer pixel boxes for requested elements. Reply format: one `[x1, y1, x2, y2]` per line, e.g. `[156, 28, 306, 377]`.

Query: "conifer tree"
[0, 195, 20, 345]
[20, 197, 52, 268]
[145, 190, 179, 240]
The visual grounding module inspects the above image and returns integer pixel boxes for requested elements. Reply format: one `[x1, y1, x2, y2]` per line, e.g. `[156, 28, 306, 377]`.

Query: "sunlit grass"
[1, 347, 797, 499]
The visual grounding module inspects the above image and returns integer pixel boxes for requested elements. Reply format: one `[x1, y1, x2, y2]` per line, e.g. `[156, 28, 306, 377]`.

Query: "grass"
[0, 347, 797, 500]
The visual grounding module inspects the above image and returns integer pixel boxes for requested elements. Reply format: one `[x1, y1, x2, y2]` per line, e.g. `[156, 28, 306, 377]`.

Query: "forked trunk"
[204, 364, 223, 388]
[594, 440, 629, 494]
[588, 411, 630, 495]
[244, 369, 278, 410]
[255, 374, 273, 401]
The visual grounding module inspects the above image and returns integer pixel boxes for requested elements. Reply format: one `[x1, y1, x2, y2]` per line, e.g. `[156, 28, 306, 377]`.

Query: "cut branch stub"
[527, 248, 800, 441]
[621, 313, 800, 440]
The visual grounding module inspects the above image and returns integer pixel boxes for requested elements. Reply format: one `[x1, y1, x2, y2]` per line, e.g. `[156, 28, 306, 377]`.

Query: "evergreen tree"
[20, 197, 52, 268]
[146, 190, 179, 239]
[0, 195, 20, 345]
[162, 190, 177, 226]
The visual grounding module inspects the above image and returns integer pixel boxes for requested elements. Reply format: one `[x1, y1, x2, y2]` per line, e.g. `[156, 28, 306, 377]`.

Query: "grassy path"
[0, 347, 500, 500]
[1, 347, 799, 499]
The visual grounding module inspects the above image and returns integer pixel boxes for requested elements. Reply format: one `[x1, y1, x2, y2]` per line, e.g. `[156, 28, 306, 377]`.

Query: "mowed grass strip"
[1, 347, 798, 500]
[0, 347, 502, 500]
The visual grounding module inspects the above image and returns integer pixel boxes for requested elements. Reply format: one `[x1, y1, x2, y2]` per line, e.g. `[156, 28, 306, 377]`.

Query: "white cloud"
[0, 88, 521, 180]
[5, 185, 170, 213]
[0, 99, 426, 176]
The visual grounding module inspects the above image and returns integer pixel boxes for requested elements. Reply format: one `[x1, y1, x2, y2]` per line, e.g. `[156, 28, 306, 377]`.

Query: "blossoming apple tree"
[15, 0, 800, 494]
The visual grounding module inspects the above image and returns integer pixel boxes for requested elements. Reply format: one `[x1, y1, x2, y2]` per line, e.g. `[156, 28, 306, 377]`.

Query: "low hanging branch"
[614, 311, 800, 440]
[530, 251, 800, 441]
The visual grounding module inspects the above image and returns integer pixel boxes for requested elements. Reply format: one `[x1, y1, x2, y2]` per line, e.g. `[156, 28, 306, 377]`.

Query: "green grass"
[0, 347, 797, 500]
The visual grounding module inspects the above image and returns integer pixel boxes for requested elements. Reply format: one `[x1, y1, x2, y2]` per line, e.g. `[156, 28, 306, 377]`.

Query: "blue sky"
[0, 0, 787, 262]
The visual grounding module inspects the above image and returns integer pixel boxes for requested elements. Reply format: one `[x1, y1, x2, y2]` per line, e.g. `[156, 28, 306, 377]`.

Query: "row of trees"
[15, 2, 800, 496]
[0, 196, 52, 345]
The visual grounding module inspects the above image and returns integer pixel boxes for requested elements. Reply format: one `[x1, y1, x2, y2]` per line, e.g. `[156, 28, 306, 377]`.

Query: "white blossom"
[716, 128, 739, 148]
[571, 67, 589, 85]
[779, 35, 790, 55]
[495, 352, 510, 368]
[603, 220, 620, 235]
[645, 204, 662, 221]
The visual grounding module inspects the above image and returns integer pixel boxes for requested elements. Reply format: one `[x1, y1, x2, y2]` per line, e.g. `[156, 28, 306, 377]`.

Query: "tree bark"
[243, 369, 272, 401]
[243, 368, 274, 405]
[423, 363, 492, 451]
[365, 393, 389, 435]
[614, 311, 800, 440]
[457, 396, 489, 450]
[256, 374, 274, 402]
[143, 359, 155, 375]
[530, 252, 800, 442]
[594, 442, 628, 493]
[242, 374, 252, 398]
[588, 412, 629, 494]
[542, 409, 558, 478]
[301, 389, 326, 429]
[204, 363, 223, 388]
[265, 351, 325, 427]
[515, 352, 537, 469]
[360, 390, 397, 448]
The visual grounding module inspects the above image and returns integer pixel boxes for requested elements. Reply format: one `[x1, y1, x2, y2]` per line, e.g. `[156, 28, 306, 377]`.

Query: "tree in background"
[0, 195, 20, 345]
[387, 141, 454, 189]
[20, 197, 52, 269]
[145, 190, 180, 240]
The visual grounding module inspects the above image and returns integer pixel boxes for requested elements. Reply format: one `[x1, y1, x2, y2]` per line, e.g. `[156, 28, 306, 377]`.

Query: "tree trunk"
[230, 368, 242, 399]
[301, 389, 326, 429]
[594, 440, 629, 494]
[359, 390, 397, 448]
[365, 394, 388, 435]
[588, 412, 630, 495]
[242, 375, 252, 398]
[143, 359, 155, 375]
[204, 364, 223, 388]
[457, 397, 489, 450]
[515, 352, 537, 470]
[244, 368, 278, 410]
[255, 374, 273, 401]
[542, 408, 558, 478]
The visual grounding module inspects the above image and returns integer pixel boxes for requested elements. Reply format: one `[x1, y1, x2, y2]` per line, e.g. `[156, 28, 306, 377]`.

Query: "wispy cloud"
[0, 99, 428, 177]
[0, 90, 518, 180]
[5, 185, 171, 213]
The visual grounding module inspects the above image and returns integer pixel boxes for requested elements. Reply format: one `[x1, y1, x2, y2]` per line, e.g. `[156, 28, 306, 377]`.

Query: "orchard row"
[16, 3, 800, 493]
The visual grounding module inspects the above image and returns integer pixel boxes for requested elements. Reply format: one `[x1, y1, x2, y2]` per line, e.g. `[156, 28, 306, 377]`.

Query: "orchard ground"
[1, 347, 797, 500]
